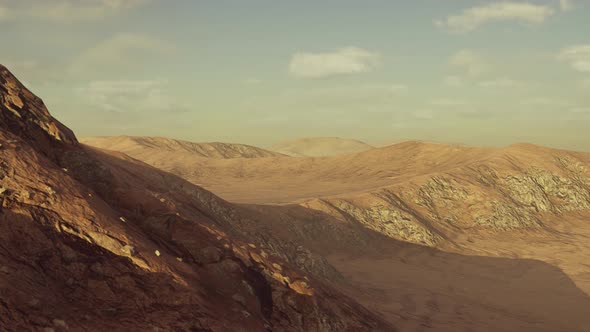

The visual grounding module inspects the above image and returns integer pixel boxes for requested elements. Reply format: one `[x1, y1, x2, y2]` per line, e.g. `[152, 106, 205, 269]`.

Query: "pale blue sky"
[1, 0, 589, 150]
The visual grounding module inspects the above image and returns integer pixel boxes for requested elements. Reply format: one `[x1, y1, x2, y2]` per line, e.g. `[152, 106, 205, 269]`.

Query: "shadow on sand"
[240, 203, 590, 332]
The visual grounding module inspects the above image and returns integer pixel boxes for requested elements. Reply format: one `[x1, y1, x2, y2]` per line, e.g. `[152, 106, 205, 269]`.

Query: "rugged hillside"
[94, 124, 590, 330]
[101, 138, 590, 247]
[81, 136, 286, 160]
[95, 140, 498, 204]
[0, 65, 393, 331]
[300, 143, 590, 245]
[270, 137, 374, 157]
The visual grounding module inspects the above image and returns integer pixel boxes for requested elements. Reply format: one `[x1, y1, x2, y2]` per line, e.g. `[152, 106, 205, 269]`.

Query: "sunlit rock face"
[0, 65, 77, 147]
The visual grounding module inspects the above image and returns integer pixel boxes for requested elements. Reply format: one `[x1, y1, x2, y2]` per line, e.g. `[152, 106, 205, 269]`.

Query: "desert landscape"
[82, 132, 590, 332]
[2, 63, 590, 331]
[2, 1, 590, 331]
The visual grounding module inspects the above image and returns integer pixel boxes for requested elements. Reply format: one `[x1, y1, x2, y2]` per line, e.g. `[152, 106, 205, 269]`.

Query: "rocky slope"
[302, 143, 590, 246]
[234, 144, 590, 331]
[92, 124, 590, 330]
[101, 137, 590, 247]
[270, 137, 374, 157]
[81, 136, 286, 160]
[0, 65, 394, 331]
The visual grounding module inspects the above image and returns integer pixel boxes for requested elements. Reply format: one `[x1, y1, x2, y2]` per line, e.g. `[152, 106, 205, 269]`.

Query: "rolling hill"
[270, 137, 374, 157]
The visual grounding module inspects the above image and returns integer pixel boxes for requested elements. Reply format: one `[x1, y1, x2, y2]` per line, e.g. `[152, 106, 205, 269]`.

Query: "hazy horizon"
[1, 0, 589, 151]
[79, 134, 570, 153]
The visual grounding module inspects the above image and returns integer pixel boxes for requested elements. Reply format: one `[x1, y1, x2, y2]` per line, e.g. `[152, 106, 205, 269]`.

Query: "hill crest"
[270, 136, 374, 157]
[81, 135, 286, 159]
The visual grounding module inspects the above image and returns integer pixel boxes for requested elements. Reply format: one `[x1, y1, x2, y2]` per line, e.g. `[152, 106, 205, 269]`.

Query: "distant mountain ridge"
[270, 137, 374, 157]
[81, 136, 286, 159]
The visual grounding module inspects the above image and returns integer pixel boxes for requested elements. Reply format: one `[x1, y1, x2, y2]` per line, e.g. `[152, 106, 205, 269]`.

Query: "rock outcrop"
[0, 65, 77, 151]
[304, 152, 590, 245]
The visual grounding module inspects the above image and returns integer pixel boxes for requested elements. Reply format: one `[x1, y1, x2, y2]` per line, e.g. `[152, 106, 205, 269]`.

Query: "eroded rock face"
[301, 157, 590, 246]
[310, 198, 440, 246]
[416, 176, 469, 209]
[474, 200, 541, 230]
[503, 169, 590, 213]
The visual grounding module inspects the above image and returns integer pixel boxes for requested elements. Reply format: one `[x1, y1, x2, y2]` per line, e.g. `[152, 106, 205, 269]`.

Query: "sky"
[1, 0, 589, 150]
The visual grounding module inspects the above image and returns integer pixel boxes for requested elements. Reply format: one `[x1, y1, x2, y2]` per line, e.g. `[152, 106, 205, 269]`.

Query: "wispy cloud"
[520, 98, 573, 107]
[1, 0, 147, 22]
[430, 99, 469, 107]
[389, 84, 409, 94]
[0, 57, 69, 88]
[560, 0, 574, 11]
[0, 59, 38, 72]
[244, 78, 262, 85]
[478, 78, 522, 88]
[436, 2, 555, 33]
[313, 84, 410, 98]
[241, 83, 408, 119]
[558, 45, 590, 72]
[450, 50, 491, 77]
[2, 33, 172, 88]
[413, 109, 435, 120]
[289, 47, 381, 79]
[568, 107, 590, 113]
[274, 84, 409, 109]
[69, 33, 173, 75]
[443, 76, 465, 87]
[0, 6, 9, 21]
[77, 79, 189, 113]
